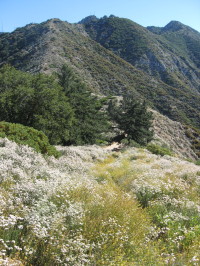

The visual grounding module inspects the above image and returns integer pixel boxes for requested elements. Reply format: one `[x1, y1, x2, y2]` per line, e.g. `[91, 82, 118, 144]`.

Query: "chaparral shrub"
[0, 121, 60, 157]
[147, 143, 173, 156]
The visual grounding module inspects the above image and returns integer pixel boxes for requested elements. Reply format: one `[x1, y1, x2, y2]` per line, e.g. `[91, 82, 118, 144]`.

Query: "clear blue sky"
[1, 0, 200, 33]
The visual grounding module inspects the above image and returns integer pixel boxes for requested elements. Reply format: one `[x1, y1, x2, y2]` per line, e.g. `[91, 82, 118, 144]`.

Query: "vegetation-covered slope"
[152, 110, 200, 159]
[82, 16, 200, 94]
[0, 18, 200, 129]
[148, 21, 200, 69]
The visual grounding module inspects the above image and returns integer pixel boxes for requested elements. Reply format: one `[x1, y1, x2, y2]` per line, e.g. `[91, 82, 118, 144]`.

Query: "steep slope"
[0, 19, 153, 96]
[0, 18, 200, 129]
[81, 16, 200, 94]
[148, 21, 200, 69]
[152, 110, 198, 159]
[81, 16, 200, 128]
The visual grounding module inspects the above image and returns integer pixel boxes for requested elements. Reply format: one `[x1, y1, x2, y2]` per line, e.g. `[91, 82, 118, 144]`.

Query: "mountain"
[0, 16, 200, 158]
[81, 16, 200, 125]
[0, 17, 200, 131]
[81, 16, 200, 93]
[1, 17, 200, 265]
[148, 21, 200, 69]
[0, 19, 155, 96]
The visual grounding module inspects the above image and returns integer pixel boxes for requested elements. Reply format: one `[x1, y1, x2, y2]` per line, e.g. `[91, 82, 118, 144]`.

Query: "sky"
[1, 0, 200, 33]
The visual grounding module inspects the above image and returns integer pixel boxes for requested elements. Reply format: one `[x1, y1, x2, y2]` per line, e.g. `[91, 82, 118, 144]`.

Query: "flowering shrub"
[0, 138, 103, 264]
[1, 138, 200, 264]
[93, 148, 200, 264]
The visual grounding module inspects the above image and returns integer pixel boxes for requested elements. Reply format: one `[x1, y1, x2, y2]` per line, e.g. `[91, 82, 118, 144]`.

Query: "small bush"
[195, 160, 200, 165]
[121, 138, 141, 147]
[146, 143, 173, 156]
[0, 121, 60, 157]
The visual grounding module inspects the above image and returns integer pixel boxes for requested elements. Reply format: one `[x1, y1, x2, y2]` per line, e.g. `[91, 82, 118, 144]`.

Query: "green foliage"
[146, 143, 173, 156]
[136, 187, 161, 208]
[0, 121, 60, 157]
[0, 64, 110, 146]
[1, 18, 200, 131]
[58, 64, 109, 145]
[109, 96, 153, 145]
[0, 64, 74, 144]
[121, 138, 141, 147]
[83, 16, 149, 63]
[82, 16, 200, 130]
[195, 160, 200, 165]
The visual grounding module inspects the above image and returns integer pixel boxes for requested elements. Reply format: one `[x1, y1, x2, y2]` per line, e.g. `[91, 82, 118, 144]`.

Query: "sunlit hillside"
[1, 14, 200, 266]
[1, 138, 200, 265]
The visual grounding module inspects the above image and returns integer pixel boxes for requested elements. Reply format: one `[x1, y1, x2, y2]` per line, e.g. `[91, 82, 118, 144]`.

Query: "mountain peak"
[162, 21, 185, 32]
[79, 15, 99, 24]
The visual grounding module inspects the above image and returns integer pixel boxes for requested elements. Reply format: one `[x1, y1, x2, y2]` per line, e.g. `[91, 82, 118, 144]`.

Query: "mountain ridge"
[147, 20, 200, 35]
[0, 16, 200, 134]
[81, 15, 200, 92]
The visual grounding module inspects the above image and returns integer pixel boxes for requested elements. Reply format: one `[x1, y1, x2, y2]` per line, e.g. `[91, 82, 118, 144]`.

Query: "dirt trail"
[104, 142, 123, 151]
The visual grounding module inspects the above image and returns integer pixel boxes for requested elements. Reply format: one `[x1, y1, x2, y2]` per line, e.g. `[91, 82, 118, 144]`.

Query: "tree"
[58, 64, 109, 145]
[0, 65, 74, 144]
[109, 96, 153, 145]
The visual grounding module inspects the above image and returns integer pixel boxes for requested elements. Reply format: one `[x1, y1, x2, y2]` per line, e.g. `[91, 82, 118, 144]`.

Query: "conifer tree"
[0, 65, 74, 144]
[58, 64, 109, 144]
[109, 96, 153, 145]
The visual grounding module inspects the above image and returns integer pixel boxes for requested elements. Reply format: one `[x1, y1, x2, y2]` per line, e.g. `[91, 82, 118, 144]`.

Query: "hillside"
[1, 138, 200, 264]
[152, 110, 199, 160]
[0, 18, 200, 130]
[148, 21, 200, 69]
[1, 15, 200, 265]
[82, 16, 200, 95]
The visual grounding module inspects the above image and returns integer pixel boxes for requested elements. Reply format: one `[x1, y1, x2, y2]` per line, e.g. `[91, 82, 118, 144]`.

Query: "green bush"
[121, 138, 141, 147]
[146, 143, 173, 156]
[195, 160, 200, 165]
[0, 121, 60, 157]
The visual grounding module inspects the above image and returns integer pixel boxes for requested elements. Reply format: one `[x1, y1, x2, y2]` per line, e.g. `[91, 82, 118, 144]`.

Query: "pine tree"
[58, 64, 109, 144]
[109, 96, 153, 145]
